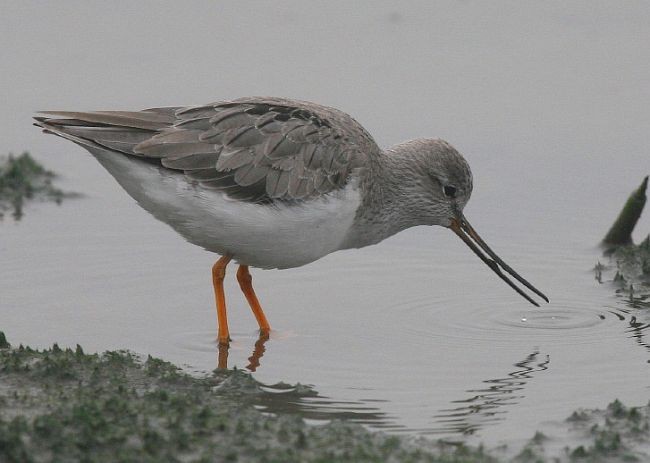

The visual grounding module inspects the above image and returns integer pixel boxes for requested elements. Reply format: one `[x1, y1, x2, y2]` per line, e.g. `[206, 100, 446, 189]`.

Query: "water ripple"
[392, 294, 632, 347]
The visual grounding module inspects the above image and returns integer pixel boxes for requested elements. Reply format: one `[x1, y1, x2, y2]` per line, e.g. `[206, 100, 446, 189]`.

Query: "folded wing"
[37, 97, 378, 202]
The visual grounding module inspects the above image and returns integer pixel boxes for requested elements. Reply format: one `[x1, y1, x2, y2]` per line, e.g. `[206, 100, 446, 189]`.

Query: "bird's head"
[412, 138, 474, 227]
[394, 138, 548, 307]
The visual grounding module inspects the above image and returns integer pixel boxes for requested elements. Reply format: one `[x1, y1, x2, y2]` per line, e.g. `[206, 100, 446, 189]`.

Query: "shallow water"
[2, 1, 650, 449]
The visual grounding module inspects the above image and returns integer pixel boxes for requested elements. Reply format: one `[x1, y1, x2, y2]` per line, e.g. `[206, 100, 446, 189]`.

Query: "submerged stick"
[602, 176, 648, 247]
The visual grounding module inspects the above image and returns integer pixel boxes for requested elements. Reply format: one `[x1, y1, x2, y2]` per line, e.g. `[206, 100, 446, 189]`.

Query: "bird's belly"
[91, 149, 361, 269]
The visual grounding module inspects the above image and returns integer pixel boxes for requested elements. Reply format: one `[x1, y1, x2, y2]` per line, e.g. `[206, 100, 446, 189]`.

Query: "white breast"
[91, 148, 362, 269]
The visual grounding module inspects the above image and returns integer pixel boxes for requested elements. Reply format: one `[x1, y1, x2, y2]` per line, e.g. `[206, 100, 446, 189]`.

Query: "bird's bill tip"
[449, 216, 549, 306]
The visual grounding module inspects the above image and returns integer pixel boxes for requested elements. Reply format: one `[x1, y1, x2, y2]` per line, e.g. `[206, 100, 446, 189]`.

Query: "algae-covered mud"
[2, 331, 650, 462]
[603, 239, 650, 310]
[597, 177, 650, 309]
[0, 331, 494, 463]
[0, 152, 75, 220]
[510, 400, 650, 462]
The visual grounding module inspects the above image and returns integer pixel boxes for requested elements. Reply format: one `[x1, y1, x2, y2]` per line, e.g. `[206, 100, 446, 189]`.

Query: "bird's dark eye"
[443, 185, 457, 198]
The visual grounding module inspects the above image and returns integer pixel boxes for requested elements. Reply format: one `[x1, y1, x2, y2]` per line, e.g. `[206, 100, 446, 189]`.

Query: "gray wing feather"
[162, 152, 218, 170]
[40, 110, 175, 130]
[37, 97, 379, 202]
[145, 97, 377, 201]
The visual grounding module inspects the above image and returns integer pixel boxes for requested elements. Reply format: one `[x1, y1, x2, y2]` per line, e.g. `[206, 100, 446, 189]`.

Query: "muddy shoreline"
[0, 333, 497, 462]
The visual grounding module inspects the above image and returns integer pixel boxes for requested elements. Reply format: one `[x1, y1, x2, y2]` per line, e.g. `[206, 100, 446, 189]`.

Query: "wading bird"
[36, 97, 548, 346]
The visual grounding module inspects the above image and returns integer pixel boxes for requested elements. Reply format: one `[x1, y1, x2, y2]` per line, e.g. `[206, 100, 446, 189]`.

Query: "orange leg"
[212, 255, 232, 346]
[236, 265, 271, 334]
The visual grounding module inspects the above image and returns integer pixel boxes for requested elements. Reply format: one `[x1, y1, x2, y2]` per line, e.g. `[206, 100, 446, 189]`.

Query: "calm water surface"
[1, 1, 649, 448]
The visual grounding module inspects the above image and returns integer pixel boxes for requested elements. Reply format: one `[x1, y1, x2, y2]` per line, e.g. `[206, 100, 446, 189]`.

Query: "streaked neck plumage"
[342, 140, 444, 249]
[340, 138, 473, 250]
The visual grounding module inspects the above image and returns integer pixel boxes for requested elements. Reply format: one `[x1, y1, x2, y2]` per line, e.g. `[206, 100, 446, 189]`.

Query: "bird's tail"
[34, 108, 178, 156]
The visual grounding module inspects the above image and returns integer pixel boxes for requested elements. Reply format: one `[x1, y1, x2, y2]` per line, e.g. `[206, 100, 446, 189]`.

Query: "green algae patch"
[0, 331, 494, 463]
[602, 176, 648, 248]
[511, 400, 650, 463]
[607, 241, 650, 309]
[597, 176, 650, 308]
[0, 332, 9, 349]
[0, 152, 75, 220]
[561, 400, 650, 462]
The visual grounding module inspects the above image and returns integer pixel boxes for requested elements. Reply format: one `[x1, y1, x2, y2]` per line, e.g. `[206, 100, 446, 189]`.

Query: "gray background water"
[2, 1, 649, 447]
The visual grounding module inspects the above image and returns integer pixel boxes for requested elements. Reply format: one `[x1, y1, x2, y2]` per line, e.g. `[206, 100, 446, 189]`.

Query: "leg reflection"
[217, 342, 229, 370]
[216, 333, 270, 371]
[246, 333, 270, 372]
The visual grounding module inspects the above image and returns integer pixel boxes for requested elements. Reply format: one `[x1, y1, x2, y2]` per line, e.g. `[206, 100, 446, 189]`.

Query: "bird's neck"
[342, 143, 428, 249]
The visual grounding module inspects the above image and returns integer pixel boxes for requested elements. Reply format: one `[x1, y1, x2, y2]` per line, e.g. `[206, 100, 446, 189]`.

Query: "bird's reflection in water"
[430, 350, 550, 437]
[216, 340, 556, 436]
[252, 383, 396, 428]
[217, 333, 270, 372]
